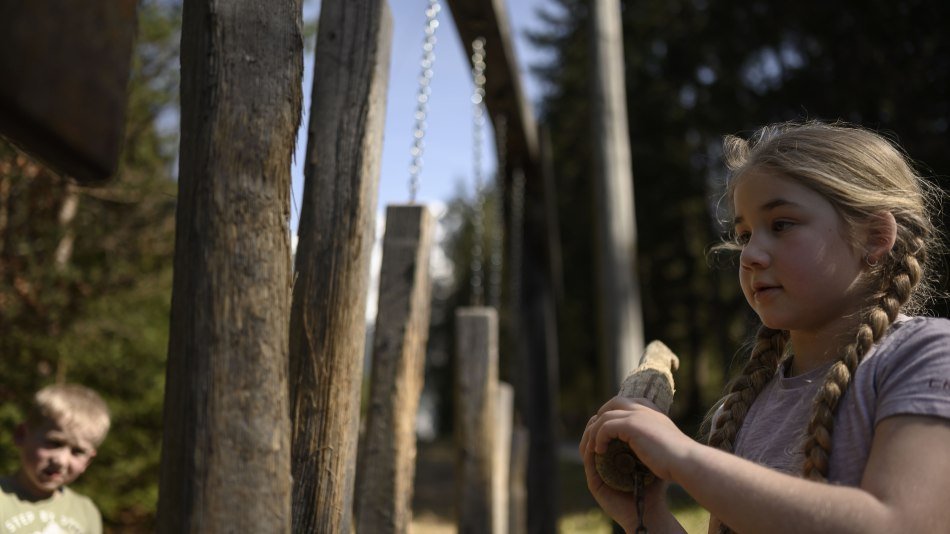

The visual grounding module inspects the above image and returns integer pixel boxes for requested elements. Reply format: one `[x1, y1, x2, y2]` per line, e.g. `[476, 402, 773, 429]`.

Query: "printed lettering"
[927, 378, 950, 390]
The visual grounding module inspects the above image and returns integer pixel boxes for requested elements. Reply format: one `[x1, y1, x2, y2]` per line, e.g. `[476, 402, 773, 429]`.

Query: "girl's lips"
[754, 286, 781, 301]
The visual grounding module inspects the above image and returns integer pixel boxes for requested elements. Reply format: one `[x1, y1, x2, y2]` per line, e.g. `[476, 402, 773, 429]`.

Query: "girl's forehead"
[731, 171, 835, 218]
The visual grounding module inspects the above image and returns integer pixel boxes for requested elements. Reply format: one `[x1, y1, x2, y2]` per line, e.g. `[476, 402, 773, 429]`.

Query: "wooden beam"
[0, 0, 136, 183]
[444, 0, 538, 185]
[288, 1, 393, 532]
[156, 0, 301, 529]
[355, 205, 434, 534]
[591, 0, 644, 393]
[455, 307, 499, 534]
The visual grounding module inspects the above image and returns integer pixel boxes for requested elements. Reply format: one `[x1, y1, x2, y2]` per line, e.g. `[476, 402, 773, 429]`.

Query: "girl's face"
[732, 170, 867, 334]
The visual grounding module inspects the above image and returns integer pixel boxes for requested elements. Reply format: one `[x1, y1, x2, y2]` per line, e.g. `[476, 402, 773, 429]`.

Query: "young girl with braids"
[580, 121, 950, 533]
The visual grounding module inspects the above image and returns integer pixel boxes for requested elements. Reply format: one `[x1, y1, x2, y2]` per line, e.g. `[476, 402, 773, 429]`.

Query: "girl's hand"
[582, 396, 696, 489]
[579, 396, 692, 531]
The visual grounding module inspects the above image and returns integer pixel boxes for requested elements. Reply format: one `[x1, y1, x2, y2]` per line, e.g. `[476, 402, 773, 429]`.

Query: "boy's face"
[13, 419, 97, 499]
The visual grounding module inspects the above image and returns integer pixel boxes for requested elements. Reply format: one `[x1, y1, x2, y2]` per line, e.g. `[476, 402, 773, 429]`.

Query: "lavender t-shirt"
[733, 316, 950, 485]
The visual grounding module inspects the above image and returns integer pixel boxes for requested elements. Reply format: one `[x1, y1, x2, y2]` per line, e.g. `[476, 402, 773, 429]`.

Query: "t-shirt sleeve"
[875, 318, 950, 424]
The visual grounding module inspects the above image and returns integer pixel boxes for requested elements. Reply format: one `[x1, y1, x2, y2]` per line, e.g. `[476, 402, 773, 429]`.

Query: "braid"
[708, 326, 786, 452]
[800, 235, 925, 480]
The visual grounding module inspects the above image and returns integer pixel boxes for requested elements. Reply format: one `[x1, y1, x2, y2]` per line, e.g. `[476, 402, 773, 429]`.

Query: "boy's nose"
[48, 447, 69, 468]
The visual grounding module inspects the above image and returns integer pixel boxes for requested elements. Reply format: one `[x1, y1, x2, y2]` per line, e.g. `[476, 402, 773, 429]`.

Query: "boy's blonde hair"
[708, 121, 941, 482]
[26, 384, 111, 448]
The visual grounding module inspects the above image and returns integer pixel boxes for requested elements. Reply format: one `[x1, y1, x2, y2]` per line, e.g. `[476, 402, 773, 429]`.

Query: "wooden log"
[591, 0, 645, 394]
[455, 307, 499, 534]
[355, 205, 434, 534]
[493, 382, 514, 534]
[156, 0, 302, 530]
[288, 1, 393, 532]
[0, 0, 136, 183]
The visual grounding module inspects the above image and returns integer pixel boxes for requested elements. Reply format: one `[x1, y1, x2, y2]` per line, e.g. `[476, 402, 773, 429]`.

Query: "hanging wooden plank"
[0, 0, 136, 183]
[591, 0, 645, 393]
[508, 424, 529, 534]
[355, 205, 434, 534]
[288, 1, 393, 532]
[455, 307, 499, 534]
[156, 0, 302, 530]
[493, 381, 514, 534]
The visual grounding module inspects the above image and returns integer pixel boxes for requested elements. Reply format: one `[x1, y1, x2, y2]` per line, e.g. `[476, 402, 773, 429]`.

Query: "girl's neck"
[786, 316, 862, 376]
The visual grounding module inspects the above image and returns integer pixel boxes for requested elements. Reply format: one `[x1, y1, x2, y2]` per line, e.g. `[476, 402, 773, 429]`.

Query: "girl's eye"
[734, 231, 750, 246]
[772, 220, 794, 232]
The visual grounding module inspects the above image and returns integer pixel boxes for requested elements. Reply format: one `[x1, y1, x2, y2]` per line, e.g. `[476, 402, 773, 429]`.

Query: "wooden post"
[288, 1, 392, 532]
[494, 382, 514, 534]
[455, 307, 499, 534]
[591, 0, 645, 394]
[508, 425, 529, 534]
[355, 205, 434, 534]
[156, 0, 302, 530]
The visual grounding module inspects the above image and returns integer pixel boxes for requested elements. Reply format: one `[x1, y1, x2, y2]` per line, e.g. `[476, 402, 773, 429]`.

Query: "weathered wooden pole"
[494, 382, 514, 534]
[288, 0, 392, 532]
[156, 0, 302, 530]
[455, 307, 499, 534]
[591, 0, 645, 394]
[355, 205, 434, 534]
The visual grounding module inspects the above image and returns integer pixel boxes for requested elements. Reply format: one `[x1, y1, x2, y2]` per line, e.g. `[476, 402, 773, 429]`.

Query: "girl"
[580, 121, 950, 533]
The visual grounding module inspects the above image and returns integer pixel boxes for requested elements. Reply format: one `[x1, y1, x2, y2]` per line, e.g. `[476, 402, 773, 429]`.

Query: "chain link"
[487, 115, 507, 309]
[407, 0, 442, 203]
[469, 37, 487, 305]
[634, 472, 648, 534]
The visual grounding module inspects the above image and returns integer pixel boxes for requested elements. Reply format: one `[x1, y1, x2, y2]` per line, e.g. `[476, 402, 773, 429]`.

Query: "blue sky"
[290, 0, 556, 234]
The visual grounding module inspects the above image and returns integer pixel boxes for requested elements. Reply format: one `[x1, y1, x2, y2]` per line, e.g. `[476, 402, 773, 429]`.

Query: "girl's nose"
[739, 236, 770, 269]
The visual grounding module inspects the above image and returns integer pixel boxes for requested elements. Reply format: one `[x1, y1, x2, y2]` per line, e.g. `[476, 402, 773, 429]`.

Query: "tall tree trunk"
[156, 0, 302, 530]
[288, 1, 392, 532]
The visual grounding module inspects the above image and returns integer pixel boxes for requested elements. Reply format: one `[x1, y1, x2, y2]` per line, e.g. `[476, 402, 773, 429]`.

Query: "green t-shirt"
[0, 477, 101, 534]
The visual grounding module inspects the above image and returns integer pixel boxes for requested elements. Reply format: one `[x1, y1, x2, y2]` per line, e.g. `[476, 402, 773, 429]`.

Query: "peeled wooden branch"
[594, 340, 679, 491]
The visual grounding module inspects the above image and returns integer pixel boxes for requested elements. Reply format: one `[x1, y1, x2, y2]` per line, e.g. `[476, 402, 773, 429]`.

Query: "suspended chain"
[634, 472, 648, 534]
[469, 37, 487, 305]
[488, 115, 507, 309]
[407, 0, 442, 203]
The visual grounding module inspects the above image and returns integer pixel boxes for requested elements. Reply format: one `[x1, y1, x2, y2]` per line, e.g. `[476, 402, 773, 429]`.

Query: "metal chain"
[634, 472, 648, 534]
[407, 0, 442, 203]
[487, 114, 507, 309]
[469, 37, 487, 305]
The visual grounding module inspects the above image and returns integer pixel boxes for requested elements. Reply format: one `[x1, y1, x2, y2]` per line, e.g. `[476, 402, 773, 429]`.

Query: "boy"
[1, 383, 110, 533]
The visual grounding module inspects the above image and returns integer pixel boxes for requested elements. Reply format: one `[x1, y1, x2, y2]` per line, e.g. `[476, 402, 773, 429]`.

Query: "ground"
[410, 438, 708, 533]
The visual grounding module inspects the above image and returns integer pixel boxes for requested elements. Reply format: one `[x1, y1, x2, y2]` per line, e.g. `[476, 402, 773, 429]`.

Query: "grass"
[411, 438, 710, 533]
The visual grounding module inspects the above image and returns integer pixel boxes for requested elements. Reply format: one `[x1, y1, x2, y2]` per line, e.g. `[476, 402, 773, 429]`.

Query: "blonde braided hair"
[707, 121, 939, 530]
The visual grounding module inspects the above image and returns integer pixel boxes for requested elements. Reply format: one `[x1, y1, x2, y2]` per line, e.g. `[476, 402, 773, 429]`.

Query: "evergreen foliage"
[520, 0, 950, 437]
[0, 0, 181, 527]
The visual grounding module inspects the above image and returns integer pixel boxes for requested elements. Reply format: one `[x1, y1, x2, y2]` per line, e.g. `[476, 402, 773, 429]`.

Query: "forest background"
[1, 0, 948, 529]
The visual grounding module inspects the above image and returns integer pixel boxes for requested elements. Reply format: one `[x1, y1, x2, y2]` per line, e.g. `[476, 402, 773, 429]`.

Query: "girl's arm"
[589, 399, 950, 534]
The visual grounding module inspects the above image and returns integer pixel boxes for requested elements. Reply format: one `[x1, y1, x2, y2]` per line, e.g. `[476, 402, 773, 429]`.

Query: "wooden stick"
[594, 340, 679, 491]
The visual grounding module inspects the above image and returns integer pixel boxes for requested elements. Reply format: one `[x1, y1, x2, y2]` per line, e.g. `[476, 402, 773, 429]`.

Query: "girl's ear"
[864, 211, 897, 264]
